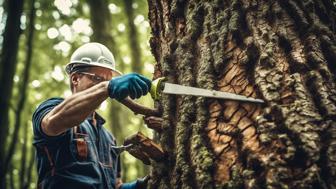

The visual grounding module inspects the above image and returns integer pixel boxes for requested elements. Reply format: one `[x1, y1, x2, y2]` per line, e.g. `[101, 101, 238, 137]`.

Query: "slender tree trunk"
[87, 0, 134, 181]
[0, 0, 7, 57]
[9, 164, 15, 189]
[20, 123, 29, 189]
[124, 0, 143, 74]
[124, 0, 148, 177]
[87, 0, 150, 180]
[19, 124, 29, 188]
[4, 0, 36, 185]
[23, 148, 35, 189]
[87, 0, 112, 42]
[86, 0, 126, 140]
[87, 0, 125, 72]
[0, 0, 24, 188]
[147, 0, 336, 188]
[86, 0, 122, 134]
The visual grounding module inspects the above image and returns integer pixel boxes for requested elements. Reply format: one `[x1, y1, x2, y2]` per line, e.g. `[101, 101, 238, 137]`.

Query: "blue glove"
[135, 176, 149, 189]
[120, 181, 136, 189]
[108, 73, 151, 101]
[120, 176, 149, 189]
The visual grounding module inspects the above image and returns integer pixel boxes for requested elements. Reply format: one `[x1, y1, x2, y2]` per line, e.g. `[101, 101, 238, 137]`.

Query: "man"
[32, 42, 150, 189]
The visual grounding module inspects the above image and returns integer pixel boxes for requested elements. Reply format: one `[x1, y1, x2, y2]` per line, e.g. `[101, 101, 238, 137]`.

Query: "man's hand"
[108, 73, 151, 101]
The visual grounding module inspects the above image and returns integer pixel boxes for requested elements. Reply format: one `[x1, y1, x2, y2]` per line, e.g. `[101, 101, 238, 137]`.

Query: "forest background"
[0, 0, 154, 188]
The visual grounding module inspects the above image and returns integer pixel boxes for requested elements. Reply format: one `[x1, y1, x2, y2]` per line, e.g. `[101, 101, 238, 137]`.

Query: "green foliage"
[2, 0, 155, 187]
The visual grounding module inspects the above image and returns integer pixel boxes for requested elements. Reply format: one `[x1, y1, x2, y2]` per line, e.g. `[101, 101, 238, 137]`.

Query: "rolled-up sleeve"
[32, 97, 65, 146]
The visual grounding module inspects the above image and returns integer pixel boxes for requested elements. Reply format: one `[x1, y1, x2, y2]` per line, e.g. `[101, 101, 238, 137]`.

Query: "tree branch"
[143, 116, 163, 132]
[120, 98, 161, 117]
[124, 132, 165, 165]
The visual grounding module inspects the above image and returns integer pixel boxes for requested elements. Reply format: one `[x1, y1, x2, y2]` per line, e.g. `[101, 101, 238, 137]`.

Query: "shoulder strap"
[43, 146, 55, 176]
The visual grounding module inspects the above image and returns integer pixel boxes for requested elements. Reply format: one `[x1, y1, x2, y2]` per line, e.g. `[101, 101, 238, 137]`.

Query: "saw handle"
[150, 77, 165, 100]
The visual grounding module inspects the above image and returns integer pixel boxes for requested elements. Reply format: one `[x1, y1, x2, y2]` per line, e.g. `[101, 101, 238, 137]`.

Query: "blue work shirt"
[32, 98, 137, 189]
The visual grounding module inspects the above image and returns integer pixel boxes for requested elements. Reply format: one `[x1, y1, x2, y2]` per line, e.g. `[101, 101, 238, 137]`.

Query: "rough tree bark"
[147, 0, 336, 188]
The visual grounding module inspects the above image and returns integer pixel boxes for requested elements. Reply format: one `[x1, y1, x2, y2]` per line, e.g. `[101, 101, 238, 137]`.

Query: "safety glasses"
[79, 72, 110, 83]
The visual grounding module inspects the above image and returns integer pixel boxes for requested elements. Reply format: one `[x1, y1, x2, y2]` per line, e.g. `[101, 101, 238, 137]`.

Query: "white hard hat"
[65, 42, 122, 76]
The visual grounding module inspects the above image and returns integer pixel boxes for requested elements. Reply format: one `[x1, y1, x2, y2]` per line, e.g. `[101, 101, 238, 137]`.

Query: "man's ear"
[71, 73, 81, 86]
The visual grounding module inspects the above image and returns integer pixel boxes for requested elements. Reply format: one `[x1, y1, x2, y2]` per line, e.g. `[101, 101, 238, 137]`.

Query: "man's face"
[71, 66, 113, 93]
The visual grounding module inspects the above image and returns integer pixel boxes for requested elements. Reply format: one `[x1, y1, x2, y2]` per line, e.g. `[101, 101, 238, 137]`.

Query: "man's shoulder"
[40, 97, 64, 105]
[36, 97, 64, 109]
[32, 97, 67, 145]
[33, 97, 64, 118]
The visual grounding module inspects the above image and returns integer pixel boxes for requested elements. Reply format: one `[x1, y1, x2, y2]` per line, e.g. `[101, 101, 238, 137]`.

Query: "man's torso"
[32, 98, 121, 189]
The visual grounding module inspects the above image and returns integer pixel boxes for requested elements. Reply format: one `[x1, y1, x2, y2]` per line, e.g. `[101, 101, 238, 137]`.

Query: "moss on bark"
[148, 0, 336, 188]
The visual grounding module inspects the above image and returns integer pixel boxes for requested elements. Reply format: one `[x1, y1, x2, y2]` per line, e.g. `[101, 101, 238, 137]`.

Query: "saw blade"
[162, 83, 264, 103]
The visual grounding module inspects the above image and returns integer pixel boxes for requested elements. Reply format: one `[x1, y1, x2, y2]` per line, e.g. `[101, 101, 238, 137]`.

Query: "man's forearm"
[42, 81, 109, 136]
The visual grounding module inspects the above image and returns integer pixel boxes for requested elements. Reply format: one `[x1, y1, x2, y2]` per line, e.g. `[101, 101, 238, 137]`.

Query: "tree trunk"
[124, 0, 149, 178]
[0, 0, 24, 188]
[5, 1, 36, 187]
[87, 0, 138, 181]
[23, 148, 35, 189]
[9, 164, 15, 189]
[147, 0, 336, 188]
[86, 0, 124, 139]
[124, 0, 143, 74]
[20, 123, 29, 189]
[87, 0, 126, 72]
